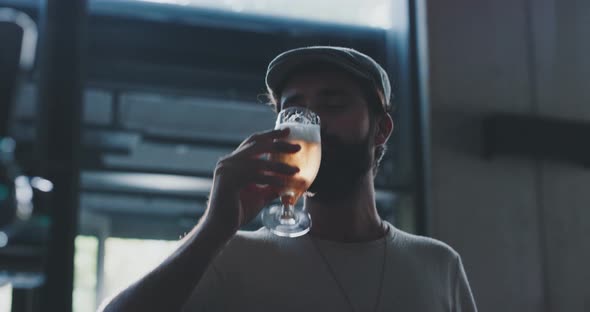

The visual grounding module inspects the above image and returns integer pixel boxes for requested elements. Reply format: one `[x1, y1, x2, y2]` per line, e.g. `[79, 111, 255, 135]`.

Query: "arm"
[99, 128, 300, 312]
[99, 217, 232, 312]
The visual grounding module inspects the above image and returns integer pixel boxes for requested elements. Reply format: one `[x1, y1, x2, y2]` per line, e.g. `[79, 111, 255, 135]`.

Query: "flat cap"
[265, 46, 392, 112]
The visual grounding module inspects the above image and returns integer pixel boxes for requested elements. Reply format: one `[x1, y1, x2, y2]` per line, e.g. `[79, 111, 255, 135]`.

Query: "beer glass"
[261, 107, 321, 237]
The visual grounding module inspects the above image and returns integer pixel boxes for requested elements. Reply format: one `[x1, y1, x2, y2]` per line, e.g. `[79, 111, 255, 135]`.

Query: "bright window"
[102, 238, 179, 303]
[73, 235, 179, 311]
[98, 0, 394, 29]
[0, 283, 12, 311]
[74, 236, 99, 312]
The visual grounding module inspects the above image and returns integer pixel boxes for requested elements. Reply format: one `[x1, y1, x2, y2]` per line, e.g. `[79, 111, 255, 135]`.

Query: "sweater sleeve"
[181, 263, 226, 312]
[453, 254, 478, 312]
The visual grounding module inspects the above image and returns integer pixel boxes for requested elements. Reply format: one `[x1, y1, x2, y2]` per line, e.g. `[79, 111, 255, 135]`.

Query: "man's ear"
[375, 113, 394, 145]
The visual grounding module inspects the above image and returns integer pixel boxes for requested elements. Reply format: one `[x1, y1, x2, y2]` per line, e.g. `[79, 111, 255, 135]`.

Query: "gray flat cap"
[265, 46, 392, 112]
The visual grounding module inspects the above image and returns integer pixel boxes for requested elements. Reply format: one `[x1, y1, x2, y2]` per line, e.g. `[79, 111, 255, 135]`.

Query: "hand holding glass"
[261, 107, 321, 237]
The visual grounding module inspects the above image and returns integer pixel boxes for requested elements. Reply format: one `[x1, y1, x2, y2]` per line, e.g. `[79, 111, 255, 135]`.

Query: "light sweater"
[182, 222, 477, 312]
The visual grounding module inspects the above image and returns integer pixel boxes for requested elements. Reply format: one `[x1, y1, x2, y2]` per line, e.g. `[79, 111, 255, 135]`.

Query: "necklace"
[309, 221, 388, 312]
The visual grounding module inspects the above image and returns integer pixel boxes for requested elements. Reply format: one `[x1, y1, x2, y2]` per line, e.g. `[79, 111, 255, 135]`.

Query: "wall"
[424, 0, 590, 311]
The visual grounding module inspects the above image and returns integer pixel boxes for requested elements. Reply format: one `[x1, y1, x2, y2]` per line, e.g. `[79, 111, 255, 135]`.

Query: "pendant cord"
[309, 221, 388, 312]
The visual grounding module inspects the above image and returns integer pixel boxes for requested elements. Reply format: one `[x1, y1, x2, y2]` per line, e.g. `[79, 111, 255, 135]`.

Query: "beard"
[307, 132, 373, 200]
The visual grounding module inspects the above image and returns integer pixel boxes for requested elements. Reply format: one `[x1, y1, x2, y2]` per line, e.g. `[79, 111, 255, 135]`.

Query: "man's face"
[280, 69, 376, 198]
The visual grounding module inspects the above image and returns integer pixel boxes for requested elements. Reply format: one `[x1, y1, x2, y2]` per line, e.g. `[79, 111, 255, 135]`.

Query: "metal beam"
[36, 0, 87, 310]
[408, 0, 431, 236]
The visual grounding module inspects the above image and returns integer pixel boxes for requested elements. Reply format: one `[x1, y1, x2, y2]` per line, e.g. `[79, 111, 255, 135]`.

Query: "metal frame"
[35, 0, 87, 311]
[385, 0, 430, 235]
[408, 0, 432, 236]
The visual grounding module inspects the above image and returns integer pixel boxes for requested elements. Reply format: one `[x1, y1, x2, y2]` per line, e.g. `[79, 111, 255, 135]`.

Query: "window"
[0, 283, 12, 311]
[94, 0, 394, 29]
[74, 235, 179, 311]
[102, 237, 178, 301]
[74, 236, 99, 312]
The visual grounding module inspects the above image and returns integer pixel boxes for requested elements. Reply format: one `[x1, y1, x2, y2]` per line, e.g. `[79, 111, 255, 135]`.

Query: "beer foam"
[276, 122, 321, 142]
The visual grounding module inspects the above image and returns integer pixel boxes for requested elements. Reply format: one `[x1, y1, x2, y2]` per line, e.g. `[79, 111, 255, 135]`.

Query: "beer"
[271, 122, 321, 206]
[262, 106, 320, 237]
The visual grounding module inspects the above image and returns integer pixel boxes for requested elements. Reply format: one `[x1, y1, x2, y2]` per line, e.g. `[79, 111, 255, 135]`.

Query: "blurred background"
[0, 0, 588, 311]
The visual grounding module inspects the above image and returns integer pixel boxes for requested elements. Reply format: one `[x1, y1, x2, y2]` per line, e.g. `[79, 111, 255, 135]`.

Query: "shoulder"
[390, 226, 460, 266]
[214, 227, 278, 261]
[231, 227, 276, 247]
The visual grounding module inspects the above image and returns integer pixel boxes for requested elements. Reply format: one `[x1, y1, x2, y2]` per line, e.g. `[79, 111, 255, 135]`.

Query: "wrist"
[200, 213, 238, 242]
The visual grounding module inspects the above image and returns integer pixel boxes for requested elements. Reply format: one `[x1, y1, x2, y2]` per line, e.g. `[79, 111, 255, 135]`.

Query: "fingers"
[247, 183, 282, 205]
[251, 174, 285, 186]
[214, 128, 300, 190]
[247, 128, 290, 143]
[239, 141, 300, 158]
[251, 159, 299, 175]
[236, 159, 299, 180]
[238, 128, 289, 149]
[215, 157, 298, 186]
[270, 141, 301, 153]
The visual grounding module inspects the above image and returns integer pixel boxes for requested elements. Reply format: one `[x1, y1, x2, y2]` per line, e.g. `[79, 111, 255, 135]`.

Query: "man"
[101, 46, 477, 312]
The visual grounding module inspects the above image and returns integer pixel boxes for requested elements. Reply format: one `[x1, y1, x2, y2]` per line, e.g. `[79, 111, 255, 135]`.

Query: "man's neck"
[304, 173, 385, 243]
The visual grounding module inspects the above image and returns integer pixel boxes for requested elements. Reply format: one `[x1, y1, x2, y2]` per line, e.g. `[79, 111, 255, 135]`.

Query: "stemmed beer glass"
[261, 107, 321, 237]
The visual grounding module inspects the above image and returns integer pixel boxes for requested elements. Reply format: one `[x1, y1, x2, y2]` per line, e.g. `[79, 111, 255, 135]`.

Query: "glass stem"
[279, 195, 296, 225]
[281, 203, 294, 219]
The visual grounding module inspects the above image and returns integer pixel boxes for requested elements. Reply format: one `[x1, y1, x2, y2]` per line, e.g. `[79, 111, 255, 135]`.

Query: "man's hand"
[205, 128, 300, 235]
[99, 128, 301, 312]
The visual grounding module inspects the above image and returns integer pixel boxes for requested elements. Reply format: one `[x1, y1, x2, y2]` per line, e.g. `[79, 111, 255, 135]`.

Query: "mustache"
[318, 135, 371, 168]
[307, 131, 373, 197]
[320, 132, 367, 153]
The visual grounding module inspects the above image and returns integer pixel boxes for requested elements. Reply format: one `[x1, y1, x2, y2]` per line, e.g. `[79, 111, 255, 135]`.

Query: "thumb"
[242, 183, 280, 204]
[240, 184, 279, 223]
[258, 185, 281, 204]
